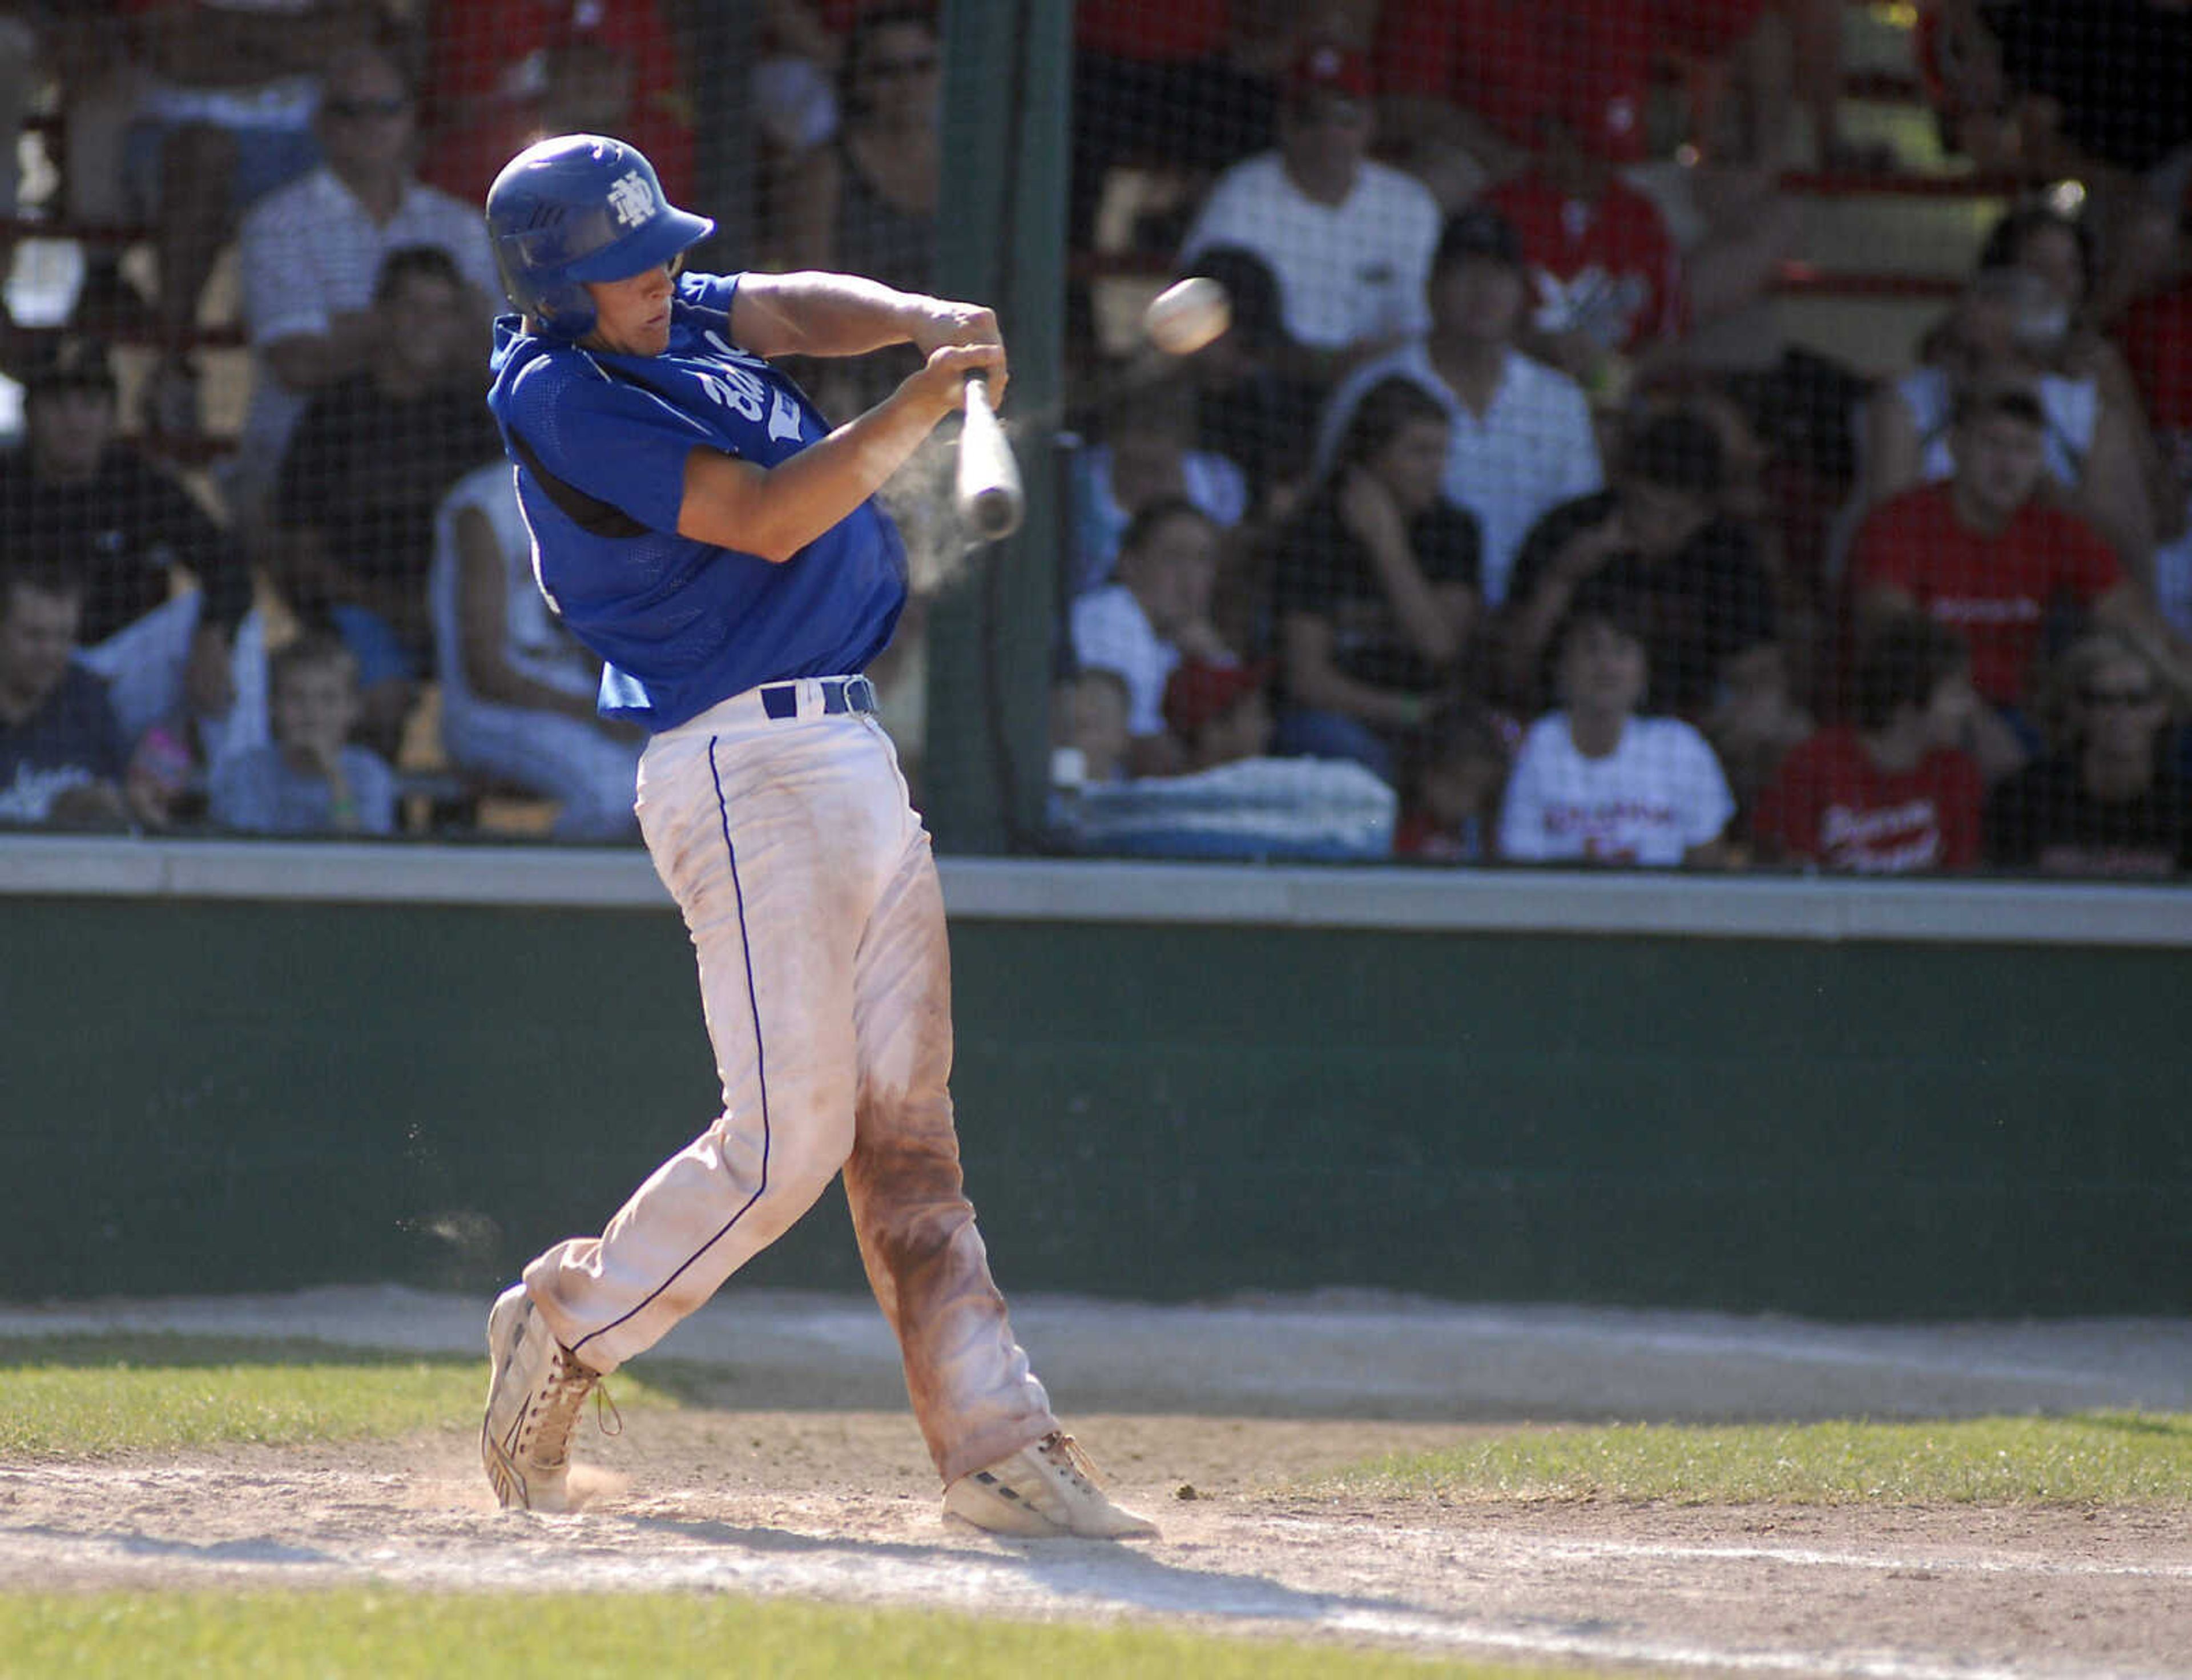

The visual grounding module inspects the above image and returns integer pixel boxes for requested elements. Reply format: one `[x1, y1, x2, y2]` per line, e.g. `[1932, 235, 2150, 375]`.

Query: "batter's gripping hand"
[910, 299, 1008, 408]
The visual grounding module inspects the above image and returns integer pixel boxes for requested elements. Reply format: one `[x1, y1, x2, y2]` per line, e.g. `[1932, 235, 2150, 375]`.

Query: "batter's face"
[582, 261, 678, 357]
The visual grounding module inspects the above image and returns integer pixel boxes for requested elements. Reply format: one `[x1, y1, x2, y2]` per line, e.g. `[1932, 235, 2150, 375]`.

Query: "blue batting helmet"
[484, 134, 715, 340]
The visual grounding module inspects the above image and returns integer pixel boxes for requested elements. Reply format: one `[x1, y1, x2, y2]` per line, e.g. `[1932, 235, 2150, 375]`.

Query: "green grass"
[1322, 1412, 2192, 1506]
[0, 1335, 680, 1459]
[0, 1592, 1565, 1679]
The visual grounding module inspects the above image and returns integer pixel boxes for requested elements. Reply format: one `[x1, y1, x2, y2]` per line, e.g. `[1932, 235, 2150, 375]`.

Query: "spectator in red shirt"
[1753, 614, 1985, 873]
[1484, 123, 1686, 401]
[1850, 382, 2192, 780]
[2114, 223, 2192, 642]
[421, 0, 691, 206]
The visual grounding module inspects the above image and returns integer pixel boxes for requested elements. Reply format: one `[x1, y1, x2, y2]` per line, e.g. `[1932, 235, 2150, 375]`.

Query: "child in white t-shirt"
[1497, 603, 1734, 867]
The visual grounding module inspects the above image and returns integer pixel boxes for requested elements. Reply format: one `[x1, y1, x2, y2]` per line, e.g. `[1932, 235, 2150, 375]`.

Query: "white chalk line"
[1260, 1512, 2192, 1580]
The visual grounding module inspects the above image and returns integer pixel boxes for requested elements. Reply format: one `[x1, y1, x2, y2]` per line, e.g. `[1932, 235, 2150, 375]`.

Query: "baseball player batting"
[475, 134, 1154, 1540]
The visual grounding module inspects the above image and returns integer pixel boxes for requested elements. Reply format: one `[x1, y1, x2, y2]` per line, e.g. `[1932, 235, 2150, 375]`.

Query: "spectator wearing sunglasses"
[1985, 628, 2192, 877]
[777, 6, 942, 421]
[232, 45, 501, 530]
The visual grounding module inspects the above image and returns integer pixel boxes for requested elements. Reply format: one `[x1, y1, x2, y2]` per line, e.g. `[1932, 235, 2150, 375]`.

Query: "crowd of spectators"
[1048, 5, 2192, 877]
[1, 1, 2188, 879]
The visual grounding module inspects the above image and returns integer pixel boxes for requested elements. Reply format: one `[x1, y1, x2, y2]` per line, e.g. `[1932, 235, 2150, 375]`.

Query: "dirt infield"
[3, 1288, 2190, 1678]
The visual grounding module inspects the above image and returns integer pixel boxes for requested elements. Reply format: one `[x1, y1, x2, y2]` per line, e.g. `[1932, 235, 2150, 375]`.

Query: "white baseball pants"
[522, 676, 1059, 1484]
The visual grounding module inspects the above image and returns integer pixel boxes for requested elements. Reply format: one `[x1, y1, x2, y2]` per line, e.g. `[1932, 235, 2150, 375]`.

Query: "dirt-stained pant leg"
[524, 713, 869, 1371]
[523, 702, 1059, 1482]
[843, 779, 1059, 1484]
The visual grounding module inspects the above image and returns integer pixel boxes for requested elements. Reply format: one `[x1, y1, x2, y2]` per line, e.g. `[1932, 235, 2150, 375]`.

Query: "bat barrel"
[954, 375, 1025, 542]
[963, 482, 1021, 541]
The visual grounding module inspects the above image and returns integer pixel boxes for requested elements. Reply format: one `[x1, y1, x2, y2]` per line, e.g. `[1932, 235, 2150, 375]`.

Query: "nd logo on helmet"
[606, 171, 656, 229]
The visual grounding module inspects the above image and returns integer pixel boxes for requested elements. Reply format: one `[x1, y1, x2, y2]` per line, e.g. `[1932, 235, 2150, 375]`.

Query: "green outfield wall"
[3, 840, 2187, 1318]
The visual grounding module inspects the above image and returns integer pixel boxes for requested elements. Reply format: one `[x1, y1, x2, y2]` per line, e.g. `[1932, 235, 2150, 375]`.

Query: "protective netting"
[1055, 0, 2192, 875]
[0, 1, 2186, 876]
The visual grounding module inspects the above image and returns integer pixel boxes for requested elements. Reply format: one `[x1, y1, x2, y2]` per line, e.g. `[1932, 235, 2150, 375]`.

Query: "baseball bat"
[954, 375, 1024, 542]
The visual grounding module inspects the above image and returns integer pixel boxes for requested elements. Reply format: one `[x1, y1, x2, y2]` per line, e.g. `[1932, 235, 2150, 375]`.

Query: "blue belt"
[758, 675, 877, 720]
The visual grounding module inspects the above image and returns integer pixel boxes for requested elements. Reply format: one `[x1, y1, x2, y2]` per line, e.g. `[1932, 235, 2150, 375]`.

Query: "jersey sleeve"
[502, 354, 712, 536]
[678, 270, 742, 320]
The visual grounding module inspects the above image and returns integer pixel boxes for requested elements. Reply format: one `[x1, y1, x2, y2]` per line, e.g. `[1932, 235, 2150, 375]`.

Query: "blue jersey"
[484, 271, 907, 731]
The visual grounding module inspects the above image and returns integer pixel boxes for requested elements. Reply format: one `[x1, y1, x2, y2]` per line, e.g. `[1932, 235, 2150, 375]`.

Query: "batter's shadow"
[601, 1508, 1446, 1629]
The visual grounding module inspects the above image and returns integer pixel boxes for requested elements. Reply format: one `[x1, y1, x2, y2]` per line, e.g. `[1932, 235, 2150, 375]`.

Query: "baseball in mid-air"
[1143, 276, 1231, 355]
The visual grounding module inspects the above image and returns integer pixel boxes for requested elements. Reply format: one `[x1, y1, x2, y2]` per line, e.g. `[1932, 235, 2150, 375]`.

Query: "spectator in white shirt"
[231, 44, 500, 525]
[1069, 497, 1235, 779]
[1316, 206, 1604, 607]
[1178, 40, 1442, 401]
[1498, 601, 1735, 867]
[1068, 378, 1250, 595]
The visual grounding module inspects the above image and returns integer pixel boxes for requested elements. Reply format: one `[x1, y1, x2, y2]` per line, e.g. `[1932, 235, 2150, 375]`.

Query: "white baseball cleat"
[943, 1432, 1159, 1539]
[480, 1283, 603, 1512]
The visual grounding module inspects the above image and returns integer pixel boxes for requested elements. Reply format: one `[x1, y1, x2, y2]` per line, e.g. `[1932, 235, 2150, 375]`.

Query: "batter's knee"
[716, 1094, 855, 1223]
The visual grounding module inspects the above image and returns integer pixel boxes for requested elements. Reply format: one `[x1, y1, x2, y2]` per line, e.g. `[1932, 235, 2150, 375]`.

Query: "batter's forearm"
[731, 272, 933, 361]
[678, 382, 946, 562]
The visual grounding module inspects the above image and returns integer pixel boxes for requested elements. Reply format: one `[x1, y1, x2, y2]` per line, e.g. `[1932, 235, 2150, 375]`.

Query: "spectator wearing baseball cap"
[1163, 655, 1275, 771]
[1178, 37, 1443, 399]
[5, 334, 244, 638]
[1069, 497, 1239, 779]
[1314, 205, 1605, 607]
[1482, 83, 1689, 400]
